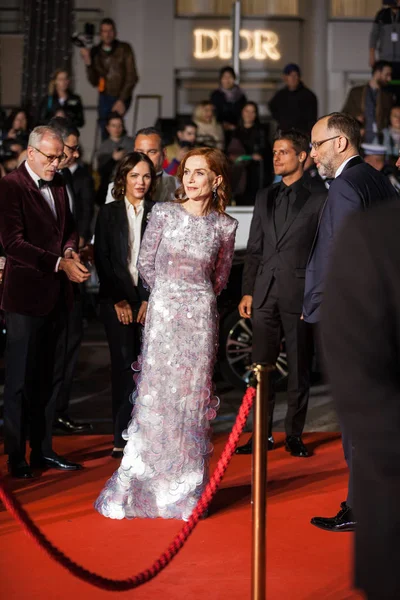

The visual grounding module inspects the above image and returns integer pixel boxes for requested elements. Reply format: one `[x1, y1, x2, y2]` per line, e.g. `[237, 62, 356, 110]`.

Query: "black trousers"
[315, 323, 353, 507]
[4, 305, 65, 460]
[100, 302, 142, 447]
[50, 296, 83, 418]
[252, 279, 313, 437]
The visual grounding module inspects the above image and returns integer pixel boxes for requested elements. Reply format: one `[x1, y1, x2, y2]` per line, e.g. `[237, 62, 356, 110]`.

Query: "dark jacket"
[321, 202, 400, 600]
[342, 84, 393, 134]
[37, 91, 85, 128]
[268, 82, 317, 134]
[303, 156, 398, 323]
[64, 165, 95, 243]
[87, 40, 138, 102]
[94, 198, 154, 306]
[210, 87, 247, 126]
[0, 162, 77, 316]
[242, 179, 325, 313]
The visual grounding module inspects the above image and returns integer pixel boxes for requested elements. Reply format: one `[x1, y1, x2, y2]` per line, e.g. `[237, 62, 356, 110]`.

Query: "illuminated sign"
[194, 29, 281, 61]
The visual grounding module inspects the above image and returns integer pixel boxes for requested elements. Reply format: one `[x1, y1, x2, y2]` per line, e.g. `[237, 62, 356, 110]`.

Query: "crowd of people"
[2, 6, 400, 598]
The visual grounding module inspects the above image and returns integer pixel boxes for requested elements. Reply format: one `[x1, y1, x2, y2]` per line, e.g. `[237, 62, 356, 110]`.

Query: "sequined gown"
[95, 202, 238, 521]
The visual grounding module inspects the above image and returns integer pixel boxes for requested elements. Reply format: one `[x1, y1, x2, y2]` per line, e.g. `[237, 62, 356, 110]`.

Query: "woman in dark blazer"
[94, 152, 156, 457]
[37, 69, 84, 128]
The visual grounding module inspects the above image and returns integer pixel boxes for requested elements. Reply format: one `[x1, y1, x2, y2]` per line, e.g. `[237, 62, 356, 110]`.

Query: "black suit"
[242, 178, 325, 436]
[303, 156, 398, 506]
[94, 198, 154, 447]
[321, 203, 400, 599]
[63, 165, 94, 244]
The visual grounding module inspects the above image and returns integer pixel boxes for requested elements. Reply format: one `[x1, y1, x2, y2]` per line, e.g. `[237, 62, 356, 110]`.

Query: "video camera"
[71, 22, 95, 49]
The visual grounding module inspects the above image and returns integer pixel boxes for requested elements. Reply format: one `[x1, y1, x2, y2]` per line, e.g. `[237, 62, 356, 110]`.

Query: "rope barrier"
[0, 385, 255, 592]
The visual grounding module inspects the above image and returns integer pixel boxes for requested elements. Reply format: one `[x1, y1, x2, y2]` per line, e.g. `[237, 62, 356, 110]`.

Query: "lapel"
[113, 200, 129, 265]
[277, 183, 311, 243]
[340, 155, 364, 174]
[266, 184, 280, 244]
[18, 162, 62, 229]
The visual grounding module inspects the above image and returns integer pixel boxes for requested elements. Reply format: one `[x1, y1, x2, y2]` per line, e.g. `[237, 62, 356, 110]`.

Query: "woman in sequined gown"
[95, 148, 238, 521]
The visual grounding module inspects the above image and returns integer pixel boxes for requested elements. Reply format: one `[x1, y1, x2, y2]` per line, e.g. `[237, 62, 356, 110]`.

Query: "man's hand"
[111, 99, 126, 116]
[80, 244, 94, 265]
[239, 295, 253, 319]
[112, 149, 126, 162]
[59, 258, 90, 283]
[114, 300, 133, 325]
[137, 301, 148, 325]
[176, 146, 190, 163]
[79, 47, 91, 66]
[64, 248, 80, 261]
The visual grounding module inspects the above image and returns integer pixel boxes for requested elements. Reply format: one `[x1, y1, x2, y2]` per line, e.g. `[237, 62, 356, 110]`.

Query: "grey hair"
[28, 125, 63, 148]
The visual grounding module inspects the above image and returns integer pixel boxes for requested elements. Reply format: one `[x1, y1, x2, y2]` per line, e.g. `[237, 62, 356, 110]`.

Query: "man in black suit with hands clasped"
[236, 130, 325, 457]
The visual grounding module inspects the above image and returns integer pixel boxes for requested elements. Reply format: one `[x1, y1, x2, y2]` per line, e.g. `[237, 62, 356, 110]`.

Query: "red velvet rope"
[0, 386, 255, 591]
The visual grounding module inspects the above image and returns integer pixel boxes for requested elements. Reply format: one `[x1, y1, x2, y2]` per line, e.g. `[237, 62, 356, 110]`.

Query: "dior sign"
[193, 29, 281, 61]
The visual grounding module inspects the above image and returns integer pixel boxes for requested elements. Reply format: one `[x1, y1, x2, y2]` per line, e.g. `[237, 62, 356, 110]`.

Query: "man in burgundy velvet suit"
[0, 126, 90, 478]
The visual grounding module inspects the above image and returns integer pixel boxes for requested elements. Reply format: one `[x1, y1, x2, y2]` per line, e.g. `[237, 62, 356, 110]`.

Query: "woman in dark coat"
[37, 68, 84, 128]
[210, 66, 247, 148]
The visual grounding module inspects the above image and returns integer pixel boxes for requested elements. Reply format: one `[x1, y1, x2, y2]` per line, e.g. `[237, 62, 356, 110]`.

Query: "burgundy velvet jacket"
[0, 162, 77, 316]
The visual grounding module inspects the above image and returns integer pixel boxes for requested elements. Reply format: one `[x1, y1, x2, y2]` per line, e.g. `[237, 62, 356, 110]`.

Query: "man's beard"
[316, 158, 336, 178]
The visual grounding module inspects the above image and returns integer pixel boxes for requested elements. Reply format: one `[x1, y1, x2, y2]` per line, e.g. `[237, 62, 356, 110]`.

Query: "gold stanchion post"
[251, 363, 273, 600]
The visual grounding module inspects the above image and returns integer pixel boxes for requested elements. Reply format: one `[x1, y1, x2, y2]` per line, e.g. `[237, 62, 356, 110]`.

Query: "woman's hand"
[137, 301, 148, 325]
[114, 300, 133, 325]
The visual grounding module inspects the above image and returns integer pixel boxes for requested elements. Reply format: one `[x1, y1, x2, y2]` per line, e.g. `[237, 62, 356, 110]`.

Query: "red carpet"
[0, 433, 365, 600]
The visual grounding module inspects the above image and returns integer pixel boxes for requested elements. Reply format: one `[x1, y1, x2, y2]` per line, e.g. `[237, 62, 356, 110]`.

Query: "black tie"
[38, 178, 50, 189]
[274, 186, 291, 235]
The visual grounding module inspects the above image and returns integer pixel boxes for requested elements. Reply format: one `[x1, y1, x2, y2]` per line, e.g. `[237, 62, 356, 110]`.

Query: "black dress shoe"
[54, 416, 93, 433]
[111, 448, 124, 459]
[30, 453, 83, 471]
[310, 501, 356, 532]
[7, 459, 34, 479]
[285, 435, 309, 457]
[235, 436, 274, 455]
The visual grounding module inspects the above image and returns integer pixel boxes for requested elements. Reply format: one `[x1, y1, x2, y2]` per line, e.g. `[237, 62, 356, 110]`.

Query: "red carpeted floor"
[0, 433, 365, 600]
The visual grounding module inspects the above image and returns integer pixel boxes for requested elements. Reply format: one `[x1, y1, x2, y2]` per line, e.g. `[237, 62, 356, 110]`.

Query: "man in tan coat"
[342, 60, 393, 143]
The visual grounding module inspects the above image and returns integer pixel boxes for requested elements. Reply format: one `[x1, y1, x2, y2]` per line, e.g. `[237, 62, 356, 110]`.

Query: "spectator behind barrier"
[164, 117, 197, 176]
[3, 107, 31, 146]
[210, 66, 247, 147]
[79, 17, 138, 139]
[192, 100, 224, 150]
[227, 101, 273, 205]
[37, 68, 85, 129]
[342, 60, 394, 143]
[96, 112, 134, 205]
[382, 105, 400, 160]
[268, 63, 318, 135]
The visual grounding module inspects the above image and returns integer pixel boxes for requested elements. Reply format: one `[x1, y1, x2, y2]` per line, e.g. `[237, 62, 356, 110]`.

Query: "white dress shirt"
[25, 160, 57, 218]
[334, 155, 359, 179]
[125, 197, 144, 287]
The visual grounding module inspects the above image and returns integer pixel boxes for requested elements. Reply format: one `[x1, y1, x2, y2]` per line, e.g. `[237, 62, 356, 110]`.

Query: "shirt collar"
[335, 155, 359, 178]
[280, 177, 303, 195]
[124, 197, 144, 213]
[25, 160, 42, 186]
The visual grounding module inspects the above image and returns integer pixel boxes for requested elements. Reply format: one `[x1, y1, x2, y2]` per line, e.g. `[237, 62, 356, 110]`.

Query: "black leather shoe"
[311, 502, 356, 532]
[235, 436, 274, 455]
[111, 448, 124, 459]
[54, 416, 93, 433]
[30, 453, 83, 471]
[285, 435, 309, 457]
[7, 459, 34, 479]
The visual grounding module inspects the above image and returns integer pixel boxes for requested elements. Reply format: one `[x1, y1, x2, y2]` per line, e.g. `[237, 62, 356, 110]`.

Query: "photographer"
[164, 117, 197, 176]
[79, 18, 138, 139]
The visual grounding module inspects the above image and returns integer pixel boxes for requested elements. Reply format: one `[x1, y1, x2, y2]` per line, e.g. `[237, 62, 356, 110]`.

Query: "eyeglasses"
[32, 147, 66, 164]
[310, 135, 341, 151]
[64, 143, 80, 153]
